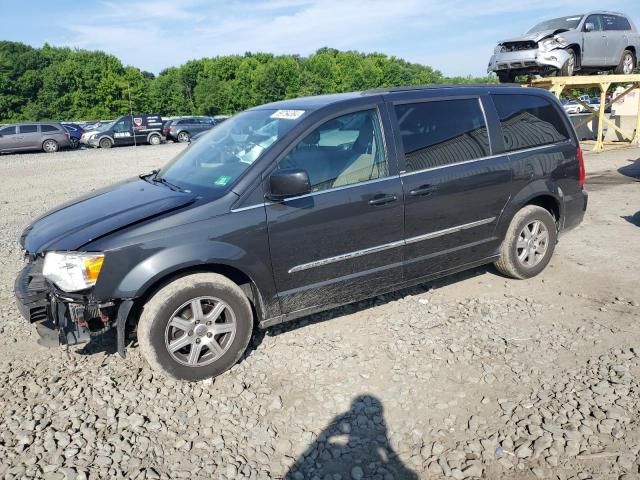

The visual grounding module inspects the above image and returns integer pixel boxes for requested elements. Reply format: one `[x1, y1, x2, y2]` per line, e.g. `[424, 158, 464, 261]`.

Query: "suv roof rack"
[361, 84, 517, 95]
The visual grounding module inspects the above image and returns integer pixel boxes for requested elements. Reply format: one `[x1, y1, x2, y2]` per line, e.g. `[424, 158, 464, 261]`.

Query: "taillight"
[577, 146, 585, 187]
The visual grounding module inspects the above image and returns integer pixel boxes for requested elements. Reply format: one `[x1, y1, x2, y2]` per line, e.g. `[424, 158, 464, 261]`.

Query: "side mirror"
[585, 22, 595, 32]
[268, 169, 311, 201]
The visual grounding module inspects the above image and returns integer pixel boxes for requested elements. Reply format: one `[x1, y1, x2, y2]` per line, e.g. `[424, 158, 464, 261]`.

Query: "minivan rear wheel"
[494, 205, 557, 279]
[137, 273, 253, 381]
[42, 139, 59, 153]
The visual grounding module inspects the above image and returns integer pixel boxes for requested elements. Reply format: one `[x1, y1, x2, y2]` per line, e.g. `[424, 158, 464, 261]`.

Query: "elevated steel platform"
[528, 74, 640, 151]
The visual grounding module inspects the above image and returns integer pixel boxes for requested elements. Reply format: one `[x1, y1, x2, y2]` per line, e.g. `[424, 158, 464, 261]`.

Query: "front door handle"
[409, 185, 436, 197]
[368, 194, 398, 206]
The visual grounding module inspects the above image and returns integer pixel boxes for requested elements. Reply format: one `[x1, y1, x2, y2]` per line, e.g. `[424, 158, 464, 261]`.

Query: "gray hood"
[500, 28, 570, 44]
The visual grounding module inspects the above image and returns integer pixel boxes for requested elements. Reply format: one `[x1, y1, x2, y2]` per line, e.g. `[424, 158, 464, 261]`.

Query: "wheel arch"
[146, 131, 162, 143]
[567, 44, 581, 68]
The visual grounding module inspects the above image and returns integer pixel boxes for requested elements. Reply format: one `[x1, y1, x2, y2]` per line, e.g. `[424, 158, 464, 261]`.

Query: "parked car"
[15, 85, 587, 381]
[62, 123, 85, 149]
[489, 11, 640, 82]
[563, 100, 584, 114]
[0, 122, 71, 154]
[81, 114, 164, 148]
[163, 116, 220, 143]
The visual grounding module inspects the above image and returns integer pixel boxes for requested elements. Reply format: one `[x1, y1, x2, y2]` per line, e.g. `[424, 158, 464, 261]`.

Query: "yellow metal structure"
[528, 74, 640, 151]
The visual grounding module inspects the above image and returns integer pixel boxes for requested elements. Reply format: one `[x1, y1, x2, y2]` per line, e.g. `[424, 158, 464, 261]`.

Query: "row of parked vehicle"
[0, 114, 229, 154]
[561, 95, 611, 115]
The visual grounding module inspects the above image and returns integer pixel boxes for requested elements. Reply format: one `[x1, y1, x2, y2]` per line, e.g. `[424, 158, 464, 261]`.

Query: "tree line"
[0, 41, 494, 122]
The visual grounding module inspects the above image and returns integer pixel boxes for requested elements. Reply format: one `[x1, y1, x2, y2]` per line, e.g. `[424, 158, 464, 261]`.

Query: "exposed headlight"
[43, 252, 104, 292]
[494, 44, 505, 53]
[539, 38, 565, 51]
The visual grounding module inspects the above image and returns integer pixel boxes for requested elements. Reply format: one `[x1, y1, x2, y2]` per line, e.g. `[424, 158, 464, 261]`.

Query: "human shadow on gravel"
[283, 395, 418, 480]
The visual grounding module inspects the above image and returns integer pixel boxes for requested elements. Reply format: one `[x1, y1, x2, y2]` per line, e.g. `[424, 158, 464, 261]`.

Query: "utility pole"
[128, 82, 137, 147]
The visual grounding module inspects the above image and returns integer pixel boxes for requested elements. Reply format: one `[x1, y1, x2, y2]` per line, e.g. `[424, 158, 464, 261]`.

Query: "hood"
[20, 177, 197, 253]
[500, 28, 569, 44]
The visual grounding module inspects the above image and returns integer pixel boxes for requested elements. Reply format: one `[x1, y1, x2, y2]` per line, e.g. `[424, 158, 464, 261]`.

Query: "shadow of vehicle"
[618, 158, 640, 180]
[622, 211, 640, 227]
[284, 394, 418, 480]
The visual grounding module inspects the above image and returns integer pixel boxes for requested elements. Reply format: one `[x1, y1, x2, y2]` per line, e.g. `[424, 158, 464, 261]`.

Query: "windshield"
[96, 121, 114, 132]
[157, 109, 305, 192]
[527, 15, 583, 33]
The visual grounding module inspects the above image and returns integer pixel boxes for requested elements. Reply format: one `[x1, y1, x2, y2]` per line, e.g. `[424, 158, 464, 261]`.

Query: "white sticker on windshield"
[270, 109, 305, 120]
[566, 17, 581, 21]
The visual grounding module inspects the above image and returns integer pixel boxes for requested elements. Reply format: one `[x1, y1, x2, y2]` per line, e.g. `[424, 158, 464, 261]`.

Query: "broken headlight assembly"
[494, 44, 506, 53]
[538, 37, 566, 52]
[43, 252, 104, 292]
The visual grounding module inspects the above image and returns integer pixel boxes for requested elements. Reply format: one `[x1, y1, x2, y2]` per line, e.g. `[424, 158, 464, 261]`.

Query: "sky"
[2, 0, 640, 77]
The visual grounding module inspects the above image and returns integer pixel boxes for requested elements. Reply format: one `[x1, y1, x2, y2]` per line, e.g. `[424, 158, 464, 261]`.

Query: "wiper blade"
[139, 169, 159, 182]
[153, 175, 184, 192]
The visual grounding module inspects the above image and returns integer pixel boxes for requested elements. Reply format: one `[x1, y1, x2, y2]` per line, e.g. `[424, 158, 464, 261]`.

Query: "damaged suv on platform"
[489, 11, 640, 82]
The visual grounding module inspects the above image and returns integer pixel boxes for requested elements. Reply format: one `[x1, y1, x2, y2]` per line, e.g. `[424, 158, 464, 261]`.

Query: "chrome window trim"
[287, 216, 496, 274]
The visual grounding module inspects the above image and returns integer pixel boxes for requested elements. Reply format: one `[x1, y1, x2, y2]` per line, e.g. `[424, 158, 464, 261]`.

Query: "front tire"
[615, 50, 636, 75]
[559, 49, 576, 77]
[137, 273, 254, 381]
[99, 137, 112, 149]
[494, 205, 557, 279]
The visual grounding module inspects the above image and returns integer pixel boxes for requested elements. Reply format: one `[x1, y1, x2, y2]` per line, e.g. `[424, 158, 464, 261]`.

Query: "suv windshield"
[157, 109, 305, 192]
[527, 15, 583, 33]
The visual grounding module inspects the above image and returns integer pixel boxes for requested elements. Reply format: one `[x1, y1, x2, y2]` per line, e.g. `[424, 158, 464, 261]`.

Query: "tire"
[148, 134, 161, 145]
[494, 205, 557, 280]
[69, 137, 79, 149]
[99, 137, 112, 149]
[137, 273, 254, 381]
[615, 49, 636, 75]
[177, 131, 190, 143]
[42, 139, 59, 153]
[497, 71, 516, 83]
[559, 49, 576, 77]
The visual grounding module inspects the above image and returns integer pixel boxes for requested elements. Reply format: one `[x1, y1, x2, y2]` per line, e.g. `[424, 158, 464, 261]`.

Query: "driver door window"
[277, 109, 388, 193]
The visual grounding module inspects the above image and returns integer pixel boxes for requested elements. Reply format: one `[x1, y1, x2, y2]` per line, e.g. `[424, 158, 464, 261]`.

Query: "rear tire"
[99, 137, 112, 149]
[497, 71, 516, 83]
[559, 49, 576, 77]
[149, 134, 161, 145]
[69, 137, 79, 149]
[137, 273, 254, 381]
[177, 131, 190, 143]
[42, 139, 59, 153]
[494, 205, 557, 279]
[615, 49, 636, 75]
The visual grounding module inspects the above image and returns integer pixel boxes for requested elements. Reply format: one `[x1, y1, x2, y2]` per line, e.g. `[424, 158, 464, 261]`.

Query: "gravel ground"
[0, 143, 639, 480]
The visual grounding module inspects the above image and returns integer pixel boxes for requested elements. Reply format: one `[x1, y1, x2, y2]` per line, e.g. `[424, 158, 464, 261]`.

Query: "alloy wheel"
[623, 54, 634, 74]
[516, 220, 549, 267]
[164, 296, 237, 367]
[43, 140, 58, 153]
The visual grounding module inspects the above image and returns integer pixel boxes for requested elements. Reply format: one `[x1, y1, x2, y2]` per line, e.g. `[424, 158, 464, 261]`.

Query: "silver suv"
[0, 122, 71, 154]
[489, 11, 640, 82]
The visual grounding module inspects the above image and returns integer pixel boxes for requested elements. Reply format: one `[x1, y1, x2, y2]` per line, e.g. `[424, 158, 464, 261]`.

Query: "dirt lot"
[0, 143, 638, 480]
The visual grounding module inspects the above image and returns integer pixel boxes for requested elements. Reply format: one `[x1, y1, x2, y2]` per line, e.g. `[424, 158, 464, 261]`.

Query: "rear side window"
[19, 125, 38, 134]
[394, 98, 490, 172]
[602, 15, 631, 31]
[0, 126, 16, 135]
[492, 94, 570, 152]
[41, 125, 59, 132]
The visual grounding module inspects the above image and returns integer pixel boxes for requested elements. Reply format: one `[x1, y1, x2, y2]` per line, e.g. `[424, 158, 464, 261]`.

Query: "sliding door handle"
[409, 185, 436, 197]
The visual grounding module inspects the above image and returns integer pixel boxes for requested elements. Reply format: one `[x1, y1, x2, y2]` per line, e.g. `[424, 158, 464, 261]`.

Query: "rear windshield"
[528, 15, 583, 33]
[492, 94, 570, 152]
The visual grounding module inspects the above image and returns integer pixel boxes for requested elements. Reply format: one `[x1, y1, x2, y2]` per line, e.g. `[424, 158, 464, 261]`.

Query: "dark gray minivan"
[15, 85, 587, 381]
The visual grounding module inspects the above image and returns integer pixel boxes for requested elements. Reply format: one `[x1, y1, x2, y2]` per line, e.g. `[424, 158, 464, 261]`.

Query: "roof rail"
[361, 83, 515, 95]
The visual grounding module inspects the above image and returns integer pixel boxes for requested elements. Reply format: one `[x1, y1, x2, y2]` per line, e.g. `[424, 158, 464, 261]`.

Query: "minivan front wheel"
[42, 139, 59, 153]
[494, 205, 557, 279]
[137, 273, 253, 381]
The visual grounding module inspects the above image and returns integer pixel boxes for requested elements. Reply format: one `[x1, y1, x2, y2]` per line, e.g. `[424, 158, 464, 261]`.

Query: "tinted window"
[585, 15, 603, 31]
[492, 94, 570, 152]
[19, 125, 38, 134]
[277, 109, 387, 192]
[41, 125, 59, 132]
[0, 126, 16, 135]
[394, 99, 490, 172]
[613, 15, 631, 31]
[178, 119, 191, 125]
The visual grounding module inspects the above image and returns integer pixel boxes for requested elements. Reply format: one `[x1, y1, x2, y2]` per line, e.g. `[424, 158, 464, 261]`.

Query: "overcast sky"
[3, 0, 640, 77]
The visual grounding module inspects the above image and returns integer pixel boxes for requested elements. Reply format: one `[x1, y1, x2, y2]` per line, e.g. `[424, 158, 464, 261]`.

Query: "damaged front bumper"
[488, 48, 570, 74]
[14, 255, 133, 356]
